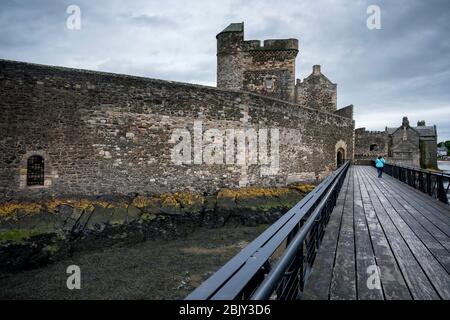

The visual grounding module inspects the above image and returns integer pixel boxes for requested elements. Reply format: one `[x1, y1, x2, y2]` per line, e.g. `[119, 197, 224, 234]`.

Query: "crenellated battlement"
[216, 23, 298, 53]
[217, 22, 299, 102]
[244, 39, 299, 52]
[355, 127, 385, 135]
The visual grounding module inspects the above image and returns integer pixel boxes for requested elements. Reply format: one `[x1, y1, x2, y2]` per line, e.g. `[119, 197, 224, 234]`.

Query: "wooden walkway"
[303, 165, 450, 300]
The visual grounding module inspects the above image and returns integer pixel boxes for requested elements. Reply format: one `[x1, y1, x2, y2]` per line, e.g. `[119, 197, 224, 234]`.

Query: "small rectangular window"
[265, 78, 273, 90]
[27, 155, 45, 186]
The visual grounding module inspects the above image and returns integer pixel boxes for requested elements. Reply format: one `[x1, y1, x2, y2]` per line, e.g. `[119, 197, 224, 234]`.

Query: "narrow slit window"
[27, 155, 45, 186]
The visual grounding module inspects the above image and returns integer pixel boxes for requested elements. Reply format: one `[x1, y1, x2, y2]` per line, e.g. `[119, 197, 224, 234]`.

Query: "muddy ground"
[0, 224, 268, 300]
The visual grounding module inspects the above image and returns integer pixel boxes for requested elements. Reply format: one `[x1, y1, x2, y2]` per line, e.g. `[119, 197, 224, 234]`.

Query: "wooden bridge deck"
[303, 165, 450, 300]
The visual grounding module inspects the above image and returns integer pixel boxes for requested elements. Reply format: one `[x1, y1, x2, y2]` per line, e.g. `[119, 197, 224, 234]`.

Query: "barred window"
[27, 155, 45, 186]
[264, 78, 274, 91]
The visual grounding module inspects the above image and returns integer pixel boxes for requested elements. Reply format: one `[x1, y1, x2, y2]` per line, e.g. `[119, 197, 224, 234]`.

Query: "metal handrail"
[250, 173, 343, 299]
[186, 161, 350, 300]
[380, 162, 450, 205]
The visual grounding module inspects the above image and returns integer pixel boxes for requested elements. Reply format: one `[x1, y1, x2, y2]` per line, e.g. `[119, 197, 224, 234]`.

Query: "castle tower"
[216, 22, 246, 90]
[216, 22, 299, 102]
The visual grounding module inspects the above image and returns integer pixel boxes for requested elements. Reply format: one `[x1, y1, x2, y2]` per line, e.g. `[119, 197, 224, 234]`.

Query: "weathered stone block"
[127, 205, 142, 221]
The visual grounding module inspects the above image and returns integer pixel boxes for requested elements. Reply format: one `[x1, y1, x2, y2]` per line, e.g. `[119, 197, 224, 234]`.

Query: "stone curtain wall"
[0, 59, 354, 200]
[354, 128, 388, 165]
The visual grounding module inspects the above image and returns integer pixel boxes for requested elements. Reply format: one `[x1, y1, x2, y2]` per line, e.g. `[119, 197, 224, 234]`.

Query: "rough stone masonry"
[0, 22, 356, 271]
[0, 22, 355, 201]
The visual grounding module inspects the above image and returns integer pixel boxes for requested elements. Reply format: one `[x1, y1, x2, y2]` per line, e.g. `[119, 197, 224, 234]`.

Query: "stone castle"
[0, 22, 436, 201]
[217, 22, 339, 113]
[355, 117, 437, 169]
[216, 22, 436, 168]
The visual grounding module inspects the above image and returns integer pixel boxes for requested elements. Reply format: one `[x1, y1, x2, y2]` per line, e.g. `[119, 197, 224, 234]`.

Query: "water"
[438, 161, 450, 174]
[437, 161, 450, 204]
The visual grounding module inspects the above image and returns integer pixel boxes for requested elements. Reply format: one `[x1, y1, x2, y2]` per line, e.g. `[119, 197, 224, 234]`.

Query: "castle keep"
[0, 22, 357, 200]
[217, 22, 299, 103]
[217, 22, 339, 115]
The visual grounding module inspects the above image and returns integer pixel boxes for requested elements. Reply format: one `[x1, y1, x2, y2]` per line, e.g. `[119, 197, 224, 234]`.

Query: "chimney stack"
[313, 65, 321, 75]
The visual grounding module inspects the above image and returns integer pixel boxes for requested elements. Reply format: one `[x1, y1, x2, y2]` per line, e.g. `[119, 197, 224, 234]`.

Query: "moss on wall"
[0, 229, 45, 244]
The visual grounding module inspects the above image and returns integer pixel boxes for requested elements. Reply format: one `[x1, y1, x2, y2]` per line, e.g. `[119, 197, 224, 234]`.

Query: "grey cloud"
[120, 13, 178, 27]
[0, 0, 449, 140]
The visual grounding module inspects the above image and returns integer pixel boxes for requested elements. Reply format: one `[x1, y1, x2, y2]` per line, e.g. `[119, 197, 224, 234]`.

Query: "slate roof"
[219, 23, 244, 34]
[415, 126, 436, 137]
[386, 126, 435, 137]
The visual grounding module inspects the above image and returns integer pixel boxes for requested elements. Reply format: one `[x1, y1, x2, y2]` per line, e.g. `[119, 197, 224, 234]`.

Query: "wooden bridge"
[187, 163, 450, 300]
[304, 166, 450, 300]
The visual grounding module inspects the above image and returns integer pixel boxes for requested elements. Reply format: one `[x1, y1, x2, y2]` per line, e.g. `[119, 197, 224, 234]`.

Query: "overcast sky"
[1, 0, 449, 141]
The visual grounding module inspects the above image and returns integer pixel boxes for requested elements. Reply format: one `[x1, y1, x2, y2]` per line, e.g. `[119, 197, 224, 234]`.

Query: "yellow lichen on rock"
[131, 196, 151, 209]
[174, 191, 204, 206]
[290, 184, 316, 194]
[219, 186, 295, 200]
[46, 199, 110, 213]
[160, 193, 180, 208]
[217, 188, 238, 199]
[0, 202, 42, 218]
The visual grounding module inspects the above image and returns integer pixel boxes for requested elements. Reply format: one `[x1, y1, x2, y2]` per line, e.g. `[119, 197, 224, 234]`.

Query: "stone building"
[355, 117, 438, 169]
[0, 22, 355, 200]
[296, 65, 337, 113]
[217, 23, 352, 118]
[217, 22, 299, 103]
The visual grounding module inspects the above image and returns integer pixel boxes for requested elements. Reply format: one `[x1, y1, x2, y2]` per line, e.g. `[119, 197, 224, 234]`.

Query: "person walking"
[375, 156, 385, 178]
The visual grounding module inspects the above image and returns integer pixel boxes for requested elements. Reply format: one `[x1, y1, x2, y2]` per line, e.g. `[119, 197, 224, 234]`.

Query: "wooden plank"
[353, 168, 384, 299]
[329, 168, 357, 300]
[377, 167, 450, 215]
[356, 167, 412, 300]
[303, 172, 350, 299]
[362, 169, 450, 298]
[359, 167, 441, 299]
[367, 168, 450, 238]
[370, 168, 450, 225]
[365, 170, 450, 273]
[372, 173, 450, 252]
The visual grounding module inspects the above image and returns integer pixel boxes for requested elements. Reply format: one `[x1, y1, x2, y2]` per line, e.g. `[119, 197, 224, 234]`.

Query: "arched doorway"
[336, 148, 345, 167]
[335, 140, 348, 169]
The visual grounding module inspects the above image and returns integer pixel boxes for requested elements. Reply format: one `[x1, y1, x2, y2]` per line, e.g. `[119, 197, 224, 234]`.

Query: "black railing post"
[426, 172, 432, 196]
[437, 175, 449, 204]
[419, 171, 425, 192]
[186, 161, 351, 301]
[382, 162, 449, 205]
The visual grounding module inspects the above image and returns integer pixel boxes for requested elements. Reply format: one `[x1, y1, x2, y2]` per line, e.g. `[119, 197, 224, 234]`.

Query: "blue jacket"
[375, 158, 385, 168]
